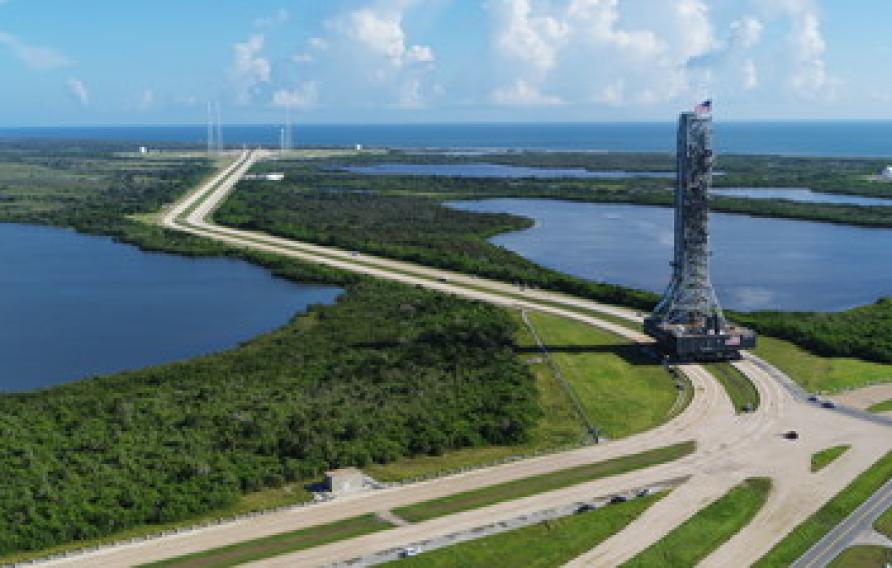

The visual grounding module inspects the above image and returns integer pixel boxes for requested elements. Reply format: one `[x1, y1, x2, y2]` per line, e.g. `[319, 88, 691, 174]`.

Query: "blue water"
[712, 187, 892, 207]
[0, 224, 341, 391]
[4, 122, 892, 157]
[343, 163, 675, 179]
[448, 199, 892, 312]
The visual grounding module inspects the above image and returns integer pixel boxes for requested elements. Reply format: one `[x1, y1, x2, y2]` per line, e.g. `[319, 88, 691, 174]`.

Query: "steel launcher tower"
[644, 109, 756, 360]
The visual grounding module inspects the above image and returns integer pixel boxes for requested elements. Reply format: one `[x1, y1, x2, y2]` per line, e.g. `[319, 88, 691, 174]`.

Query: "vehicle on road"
[784, 430, 799, 440]
[807, 395, 819, 402]
[609, 495, 629, 504]
[575, 503, 597, 514]
[399, 546, 420, 558]
[822, 401, 837, 409]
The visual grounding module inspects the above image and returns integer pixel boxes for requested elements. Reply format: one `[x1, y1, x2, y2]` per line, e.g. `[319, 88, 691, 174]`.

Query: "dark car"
[822, 400, 836, 409]
[575, 503, 597, 514]
[783, 430, 799, 440]
[807, 395, 819, 403]
[609, 495, 628, 504]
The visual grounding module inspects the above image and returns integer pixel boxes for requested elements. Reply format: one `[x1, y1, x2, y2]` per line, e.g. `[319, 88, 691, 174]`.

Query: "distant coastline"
[3, 121, 892, 157]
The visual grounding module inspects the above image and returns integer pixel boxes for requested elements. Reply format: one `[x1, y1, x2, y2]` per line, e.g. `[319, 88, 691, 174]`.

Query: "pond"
[712, 187, 892, 207]
[0, 224, 341, 391]
[447, 199, 892, 312]
[342, 163, 675, 179]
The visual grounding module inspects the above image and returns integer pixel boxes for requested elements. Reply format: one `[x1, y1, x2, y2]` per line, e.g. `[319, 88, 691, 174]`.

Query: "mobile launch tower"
[644, 108, 756, 360]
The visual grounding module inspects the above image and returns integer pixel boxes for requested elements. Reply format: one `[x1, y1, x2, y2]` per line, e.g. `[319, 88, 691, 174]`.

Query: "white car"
[399, 546, 421, 558]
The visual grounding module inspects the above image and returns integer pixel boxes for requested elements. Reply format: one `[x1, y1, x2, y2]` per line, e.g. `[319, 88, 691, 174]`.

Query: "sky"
[1, 0, 891, 126]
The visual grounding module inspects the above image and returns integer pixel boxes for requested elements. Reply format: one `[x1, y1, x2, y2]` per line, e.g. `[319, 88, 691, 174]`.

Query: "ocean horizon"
[2, 121, 892, 157]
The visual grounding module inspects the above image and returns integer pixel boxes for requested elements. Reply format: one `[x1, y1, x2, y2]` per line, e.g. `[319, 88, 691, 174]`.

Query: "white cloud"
[66, 78, 89, 106]
[742, 59, 758, 89]
[789, 11, 827, 95]
[493, 0, 569, 74]
[230, 34, 271, 103]
[730, 16, 764, 49]
[254, 8, 289, 28]
[0, 31, 72, 69]
[308, 37, 329, 51]
[596, 79, 625, 106]
[137, 89, 154, 111]
[291, 53, 314, 63]
[343, 7, 434, 67]
[491, 79, 562, 106]
[271, 82, 319, 109]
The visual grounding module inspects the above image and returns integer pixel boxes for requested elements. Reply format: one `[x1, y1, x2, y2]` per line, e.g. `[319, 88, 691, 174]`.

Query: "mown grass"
[811, 445, 851, 472]
[827, 545, 892, 567]
[525, 312, 678, 439]
[704, 362, 760, 413]
[752, 336, 892, 393]
[381, 492, 666, 568]
[755, 451, 892, 567]
[867, 398, 892, 413]
[622, 477, 772, 568]
[393, 441, 695, 523]
[875, 504, 892, 538]
[140, 514, 392, 568]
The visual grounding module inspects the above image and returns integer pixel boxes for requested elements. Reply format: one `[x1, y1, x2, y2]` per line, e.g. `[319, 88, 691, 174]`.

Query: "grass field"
[867, 398, 892, 413]
[811, 446, 851, 472]
[622, 478, 772, 567]
[365, 309, 682, 482]
[704, 362, 760, 413]
[140, 514, 392, 568]
[876, 504, 892, 538]
[392, 441, 695, 523]
[755, 451, 892, 567]
[827, 545, 892, 567]
[381, 492, 666, 568]
[752, 336, 892, 393]
[525, 312, 679, 439]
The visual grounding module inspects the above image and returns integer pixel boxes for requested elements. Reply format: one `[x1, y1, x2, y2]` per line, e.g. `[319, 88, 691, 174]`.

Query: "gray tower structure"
[644, 110, 756, 360]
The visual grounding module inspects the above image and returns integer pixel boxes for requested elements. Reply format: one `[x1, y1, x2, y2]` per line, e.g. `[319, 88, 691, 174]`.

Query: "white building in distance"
[881, 166, 892, 180]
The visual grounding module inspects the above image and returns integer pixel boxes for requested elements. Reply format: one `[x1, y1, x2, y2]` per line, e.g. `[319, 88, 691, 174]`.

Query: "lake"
[712, 187, 892, 207]
[342, 163, 675, 179]
[448, 199, 892, 312]
[0, 224, 341, 391]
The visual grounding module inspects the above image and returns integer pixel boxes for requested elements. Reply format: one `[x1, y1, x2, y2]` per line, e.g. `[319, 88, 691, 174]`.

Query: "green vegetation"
[393, 441, 695, 523]
[828, 546, 892, 568]
[364, 310, 592, 482]
[704, 362, 760, 413]
[875, 504, 892, 538]
[215, 176, 660, 310]
[749, 336, 892, 392]
[142, 514, 392, 568]
[811, 446, 851, 472]
[524, 312, 680, 438]
[0, 277, 542, 555]
[383, 492, 666, 568]
[755, 451, 892, 567]
[734, 299, 892, 364]
[868, 398, 892, 413]
[623, 478, 772, 568]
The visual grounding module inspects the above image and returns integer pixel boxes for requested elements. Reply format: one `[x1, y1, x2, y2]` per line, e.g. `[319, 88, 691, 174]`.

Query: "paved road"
[792, 478, 892, 568]
[36, 150, 892, 567]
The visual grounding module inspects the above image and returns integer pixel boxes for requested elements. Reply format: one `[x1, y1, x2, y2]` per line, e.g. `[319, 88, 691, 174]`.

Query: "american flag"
[725, 335, 741, 346]
[694, 99, 712, 115]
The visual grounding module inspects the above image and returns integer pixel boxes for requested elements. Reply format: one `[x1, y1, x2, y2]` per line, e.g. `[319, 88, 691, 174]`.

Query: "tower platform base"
[644, 317, 756, 361]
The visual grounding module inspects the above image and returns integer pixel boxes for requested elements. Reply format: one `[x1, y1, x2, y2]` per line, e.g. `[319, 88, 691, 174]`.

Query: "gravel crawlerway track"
[36, 151, 892, 567]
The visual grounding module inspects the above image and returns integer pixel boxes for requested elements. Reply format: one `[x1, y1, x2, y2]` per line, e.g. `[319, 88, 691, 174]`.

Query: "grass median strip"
[139, 514, 393, 568]
[704, 362, 760, 413]
[393, 441, 695, 523]
[875, 504, 892, 538]
[755, 450, 892, 567]
[622, 477, 772, 568]
[811, 445, 851, 472]
[381, 492, 667, 568]
[867, 398, 892, 413]
[828, 545, 892, 567]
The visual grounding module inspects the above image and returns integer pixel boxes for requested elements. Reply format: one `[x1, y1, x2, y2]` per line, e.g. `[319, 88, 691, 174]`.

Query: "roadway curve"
[41, 151, 892, 567]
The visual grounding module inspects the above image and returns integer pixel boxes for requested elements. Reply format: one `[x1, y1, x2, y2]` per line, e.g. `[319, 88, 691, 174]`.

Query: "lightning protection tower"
[644, 108, 756, 360]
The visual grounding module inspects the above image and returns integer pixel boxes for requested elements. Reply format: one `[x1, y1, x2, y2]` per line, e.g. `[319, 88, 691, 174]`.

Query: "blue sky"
[1, 0, 890, 125]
